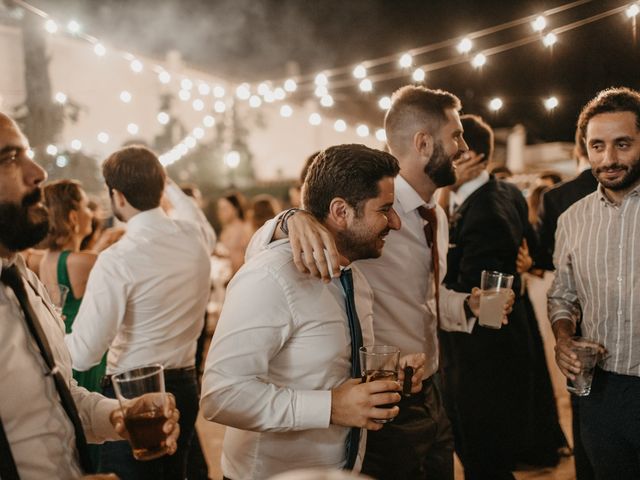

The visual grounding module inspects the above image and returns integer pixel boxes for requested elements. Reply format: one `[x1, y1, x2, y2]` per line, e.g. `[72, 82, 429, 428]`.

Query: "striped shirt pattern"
[548, 184, 640, 377]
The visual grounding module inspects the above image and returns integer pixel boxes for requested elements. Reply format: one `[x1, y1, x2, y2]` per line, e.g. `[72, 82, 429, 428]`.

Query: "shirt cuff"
[90, 398, 121, 443]
[295, 390, 331, 430]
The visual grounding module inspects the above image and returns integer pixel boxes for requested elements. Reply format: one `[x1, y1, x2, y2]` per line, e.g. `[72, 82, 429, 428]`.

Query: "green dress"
[58, 250, 107, 391]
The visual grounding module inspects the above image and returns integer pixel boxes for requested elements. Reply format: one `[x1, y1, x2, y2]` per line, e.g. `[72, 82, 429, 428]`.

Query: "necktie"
[417, 206, 440, 322]
[1, 265, 93, 474]
[339, 268, 363, 470]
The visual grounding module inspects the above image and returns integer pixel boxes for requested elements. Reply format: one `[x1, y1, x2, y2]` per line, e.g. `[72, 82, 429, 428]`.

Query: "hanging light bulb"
[471, 53, 487, 68]
[356, 125, 370, 137]
[309, 113, 322, 125]
[284, 79, 297, 92]
[44, 19, 58, 33]
[334, 119, 347, 132]
[375, 129, 387, 142]
[280, 105, 293, 117]
[544, 96, 559, 110]
[353, 64, 367, 79]
[412, 68, 426, 82]
[399, 53, 413, 68]
[127, 123, 139, 135]
[457, 37, 473, 54]
[359, 79, 373, 92]
[489, 97, 503, 111]
[378, 96, 392, 110]
[531, 15, 547, 32]
[320, 95, 334, 107]
[314, 73, 328, 86]
[93, 43, 106, 57]
[543, 32, 558, 47]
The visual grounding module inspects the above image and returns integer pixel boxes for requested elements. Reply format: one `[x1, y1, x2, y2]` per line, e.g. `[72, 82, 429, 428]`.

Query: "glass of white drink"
[478, 270, 514, 329]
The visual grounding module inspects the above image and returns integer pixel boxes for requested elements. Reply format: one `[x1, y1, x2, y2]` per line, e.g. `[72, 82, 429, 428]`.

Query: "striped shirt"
[548, 183, 640, 377]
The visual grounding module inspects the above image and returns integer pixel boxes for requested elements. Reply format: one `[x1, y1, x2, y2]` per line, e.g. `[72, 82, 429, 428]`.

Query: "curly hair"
[43, 180, 84, 250]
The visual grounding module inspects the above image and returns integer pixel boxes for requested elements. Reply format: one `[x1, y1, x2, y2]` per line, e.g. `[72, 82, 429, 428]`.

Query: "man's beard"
[594, 154, 640, 192]
[424, 140, 459, 188]
[0, 188, 49, 252]
[336, 222, 390, 262]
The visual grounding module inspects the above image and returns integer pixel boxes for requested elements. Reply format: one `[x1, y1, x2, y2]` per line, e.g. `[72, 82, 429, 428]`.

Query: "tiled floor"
[197, 273, 577, 479]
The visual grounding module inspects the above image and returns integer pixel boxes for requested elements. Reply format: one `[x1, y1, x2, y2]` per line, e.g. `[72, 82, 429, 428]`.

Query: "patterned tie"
[1, 265, 93, 474]
[339, 268, 363, 470]
[417, 206, 440, 322]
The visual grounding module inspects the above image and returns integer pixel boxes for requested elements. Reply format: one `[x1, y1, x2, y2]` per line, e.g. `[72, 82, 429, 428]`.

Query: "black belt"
[100, 366, 196, 389]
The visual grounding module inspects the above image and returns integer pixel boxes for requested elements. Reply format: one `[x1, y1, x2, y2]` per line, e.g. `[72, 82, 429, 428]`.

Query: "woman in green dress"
[38, 180, 107, 470]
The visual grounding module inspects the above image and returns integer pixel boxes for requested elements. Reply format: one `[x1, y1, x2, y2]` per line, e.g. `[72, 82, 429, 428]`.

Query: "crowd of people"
[0, 84, 639, 480]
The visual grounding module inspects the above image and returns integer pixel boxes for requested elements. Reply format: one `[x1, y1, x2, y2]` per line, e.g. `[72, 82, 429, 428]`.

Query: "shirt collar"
[1, 253, 26, 277]
[452, 170, 490, 210]
[596, 181, 640, 206]
[125, 207, 168, 235]
[395, 174, 435, 214]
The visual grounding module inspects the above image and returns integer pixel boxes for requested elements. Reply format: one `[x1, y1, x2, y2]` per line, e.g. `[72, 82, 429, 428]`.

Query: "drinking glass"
[112, 364, 170, 461]
[567, 337, 599, 396]
[359, 345, 400, 423]
[478, 270, 514, 329]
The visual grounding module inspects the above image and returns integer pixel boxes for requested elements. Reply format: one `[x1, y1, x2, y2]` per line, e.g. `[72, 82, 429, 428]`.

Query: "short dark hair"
[540, 171, 562, 185]
[573, 126, 588, 160]
[303, 144, 400, 220]
[577, 87, 640, 142]
[385, 86, 461, 155]
[300, 151, 320, 185]
[102, 145, 166, 211]
[460, 114, 493, 162]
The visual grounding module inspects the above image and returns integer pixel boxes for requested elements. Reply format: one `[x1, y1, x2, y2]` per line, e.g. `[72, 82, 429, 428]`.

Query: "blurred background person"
[250, 193, 282, 232]
[38, 179, 107, 471]
[216, 192, 251, 275]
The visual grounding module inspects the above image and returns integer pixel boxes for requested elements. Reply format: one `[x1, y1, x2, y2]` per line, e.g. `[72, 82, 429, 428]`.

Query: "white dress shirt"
[201, 241, 374, 479]
[449, 170, 490, 215]
[0, 255, 119, 479]
[247, 175, 472, 379]
[66, 207, 211, 373]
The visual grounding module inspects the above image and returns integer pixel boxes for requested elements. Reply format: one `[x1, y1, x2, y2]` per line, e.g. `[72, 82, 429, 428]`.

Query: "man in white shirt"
[201, 144, 425, 480]
[66, 145, 213, 479]
[248, 87, 514, 479]
[0, 113, 179, 479]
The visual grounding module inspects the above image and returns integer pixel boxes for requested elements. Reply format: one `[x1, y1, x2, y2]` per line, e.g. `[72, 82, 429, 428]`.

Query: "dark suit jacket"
[536, 169, 598, 270]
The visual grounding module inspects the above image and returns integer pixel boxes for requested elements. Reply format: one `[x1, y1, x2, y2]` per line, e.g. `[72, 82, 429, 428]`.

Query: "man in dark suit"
[439, 114, 566, 480]
[536, 132, 598, 480]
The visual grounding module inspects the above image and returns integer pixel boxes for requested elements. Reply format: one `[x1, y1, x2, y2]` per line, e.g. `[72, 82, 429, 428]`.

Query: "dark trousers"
[579, 368, 640, 480]
[572, 393, 595, 480]
[99, 368, 199, 480]
[361, 375, 454, 480]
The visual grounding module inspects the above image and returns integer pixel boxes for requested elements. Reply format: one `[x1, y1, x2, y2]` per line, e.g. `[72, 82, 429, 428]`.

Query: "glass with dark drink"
[360, 345, 400, 423]
[112, 364, 170, 461]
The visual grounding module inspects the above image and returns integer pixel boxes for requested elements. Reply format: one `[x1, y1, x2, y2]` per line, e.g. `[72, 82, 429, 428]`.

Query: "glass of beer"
[359, 345, 400, 423]
[112, 364, 170, 461]
[478, 270, 514, 329]
[567, 337, 599, 396]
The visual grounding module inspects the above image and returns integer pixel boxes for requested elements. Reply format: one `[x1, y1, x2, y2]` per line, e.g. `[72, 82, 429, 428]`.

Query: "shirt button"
[619, 244, 623, 250]
[618, 310, 623, 316]
[618, 276, 623, 282]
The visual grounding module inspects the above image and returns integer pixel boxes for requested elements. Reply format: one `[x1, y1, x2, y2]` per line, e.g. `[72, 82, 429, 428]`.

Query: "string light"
[314, 73, 329, 86]
[375, 129, 387, 142]
[97, 132, 109, 143]
[320, 95, 334, 107]
[314, 85, 329, 97]
[257, 82, 270, 96]
[46, 144, 58, 156]
[198, 83, 211, 95]
[489, 97, 503, 111]
[274, 87, 286, 100]
[184, 136, 196, 149]
[56, 155, 68, 167]
[412, 68, 426, 82]
[356, 124, 370, 137]
[626, 4, 640, 18]
[399, 53, 413, 68]
[543, 32, 558, 47]
[192, 98, 205, 111]
[119, 90, 132, 103]
[378, 96, 392, 110]
[192, 127, 205, 139]
[178, 90, 191, 101]
[236, 84, 251, 100]
[359, 78, 373, 92]
[334, 119, 347, 132]
[532, 15, 547, 32]
[224, 151, 241, 168]
[180, 78, 193, 90]
[93, 43, 106, 57]
[214, 100, 226, 113]
[353, 64, 367, 78]
[284, 79, 297, 92]
[44, 19, 57, 33]
[157, 112, 170, 125]
[54, 92, 67, 104]
[544, 96, 559, 110]
[66, 20, 81, 34]
[127, 123, 139, 135]
[249, 95, 262, 108]
[203, 115, 215, 127]
[70, 139, 82, 151]
[26, 149, 35, 159]
[280, 104, 293, 117]
[457, 37, 473, 54]
[213, 86, 226, 98]
[471, 53, 487, 68]
[263, 91, 276, 103]
[130, 59, 143, 73]
[309, 113, 322, 125]
[158, 71, 171, 84]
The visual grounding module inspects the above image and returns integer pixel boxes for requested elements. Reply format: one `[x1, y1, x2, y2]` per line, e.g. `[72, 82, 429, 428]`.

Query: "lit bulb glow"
[203, 115, 215, 127]
[67, 20, 81, 34]
[127, 123, 139, 135]
[213, 86, 226, 98]
[309, 113, 322, 126]
[315, 85, 328, 98]
[627, 4, 639, 17]
[130, 59, 143, 73]
[280, 105, 293, 117]
[94, 43, 106, 56]
[157, 112, 170, 125]
[543, 32, 557, 47]
[544, 96, 559, 110]
[44, 19, 58, 33]
[356, 124, 370, 137]
[471, 53, 487, 68]
[532, 15, 546, 32]
[320, 95, 334, 107]
[97, 132, 109, 144]
[179, 90, 191, 101]
[489, 97, 503, 111]
[249, 95, 262, 108]
[193, 127, 205, 139]
[257, 83, 270, 96]
[56, 155, 68, 168]
[353, 64, 367, 78]
[184, 136, 196, 149]
[120, 91, 132, 103]
[181, 78, 193, 90]
[315, 73, 328, 86]
[236, 84, 251, 100]
[359, 79, 373, 92]
[46, 144, 58, 156]
[399, 53, 413, 68]
[334, 119, 347, 132]
[54, 92, 67, 104]
[70, 139, 82, 151]
[225, 151, 241, 168]
[274, 87, 286, 100]
[198, 83, 211, 95]
[457, 37, 473, 54]
[412, 68, 426, 82]
[214, 100, 226, 113]
[378, 96, 392, 110]
[284, 79, 297, 92]
[158, 71, 171, 84]
[192, 99, 204, 111]
[375, 129, 387, 142]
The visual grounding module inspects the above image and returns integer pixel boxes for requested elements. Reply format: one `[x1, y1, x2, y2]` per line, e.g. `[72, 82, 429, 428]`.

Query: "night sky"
[29, 0, 640, 143]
